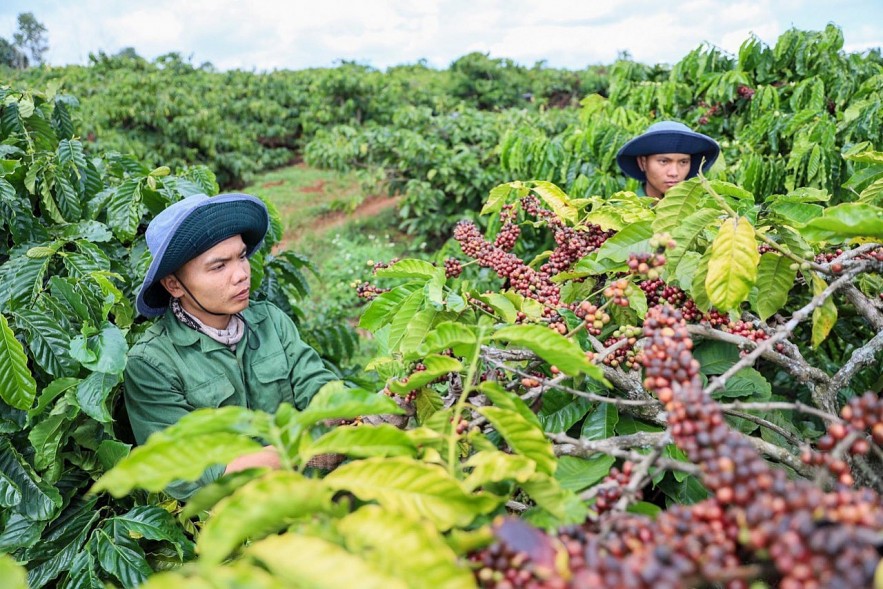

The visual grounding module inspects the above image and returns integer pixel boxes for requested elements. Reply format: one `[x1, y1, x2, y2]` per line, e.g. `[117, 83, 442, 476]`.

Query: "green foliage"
[500, 27, 883, 203]
[0, 84, 330, 587]
[6, 24, 883, 589]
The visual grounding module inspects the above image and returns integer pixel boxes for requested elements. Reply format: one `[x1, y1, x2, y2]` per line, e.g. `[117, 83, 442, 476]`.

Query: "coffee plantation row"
[2, 23, 883, 588]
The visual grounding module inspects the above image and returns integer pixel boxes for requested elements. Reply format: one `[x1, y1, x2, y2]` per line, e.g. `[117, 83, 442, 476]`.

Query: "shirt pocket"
[250, 351, 292, 412]
[184, 376, 236, 409]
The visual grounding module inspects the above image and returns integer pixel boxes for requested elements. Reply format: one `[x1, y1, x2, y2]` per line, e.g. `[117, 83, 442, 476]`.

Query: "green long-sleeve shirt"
[124, 300, 337, 497]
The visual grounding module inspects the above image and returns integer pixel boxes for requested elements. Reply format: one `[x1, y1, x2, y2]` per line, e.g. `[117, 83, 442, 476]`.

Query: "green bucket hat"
[136, 193, 269, 318]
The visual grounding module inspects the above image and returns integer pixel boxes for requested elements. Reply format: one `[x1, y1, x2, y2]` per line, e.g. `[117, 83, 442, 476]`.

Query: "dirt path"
[310, 193, 402, 235]
[276, 192, 402, 251]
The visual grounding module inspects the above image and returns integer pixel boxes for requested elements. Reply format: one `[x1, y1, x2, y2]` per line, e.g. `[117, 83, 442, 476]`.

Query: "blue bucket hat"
[136, 193, 270, 318]
[616, 121, 720, 182]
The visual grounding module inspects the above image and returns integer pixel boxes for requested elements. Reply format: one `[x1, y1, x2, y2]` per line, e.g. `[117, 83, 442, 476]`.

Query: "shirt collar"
[161, 301, 271, 349]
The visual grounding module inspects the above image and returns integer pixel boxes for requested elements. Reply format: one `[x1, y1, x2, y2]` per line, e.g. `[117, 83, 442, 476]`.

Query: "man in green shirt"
[616, 121, 720, 198]
[125, 193, 339, 497]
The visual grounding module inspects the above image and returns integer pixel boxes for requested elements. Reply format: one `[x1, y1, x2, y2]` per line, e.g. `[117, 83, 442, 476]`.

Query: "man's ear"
[160, 274, 185, 298]
[637, 155, 647, 172]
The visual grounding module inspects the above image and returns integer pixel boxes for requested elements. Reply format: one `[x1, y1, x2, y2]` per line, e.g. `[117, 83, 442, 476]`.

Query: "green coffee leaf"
[800, 203, 883, 243]
[480, 405, 558, 476]
[492, 324, 604, 380]
[532, 181, 578, 224]
[652, 178, 706, 235]
[462, 450, 537, 492]
[0, 314, 37, 410]
[389, 354, 462, 394]
[92, 434, 262, 496]
[295, 382, 402, 427]
[303, 424, 418, 461]
[753, 253, 797, 321]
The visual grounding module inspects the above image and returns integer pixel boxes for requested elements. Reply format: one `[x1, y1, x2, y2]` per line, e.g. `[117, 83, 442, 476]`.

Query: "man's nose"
[234, 259, 250, 282]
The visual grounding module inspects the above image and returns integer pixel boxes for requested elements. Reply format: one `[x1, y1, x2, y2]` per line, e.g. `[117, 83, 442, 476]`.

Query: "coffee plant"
[501, 26, 883, 202]
[0, 84, 353, 587]
[90, 147, 883, 587]
[4, 23, 883, 589]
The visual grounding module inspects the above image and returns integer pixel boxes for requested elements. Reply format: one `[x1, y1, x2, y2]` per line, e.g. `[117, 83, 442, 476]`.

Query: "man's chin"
[231, 299, 250, 314]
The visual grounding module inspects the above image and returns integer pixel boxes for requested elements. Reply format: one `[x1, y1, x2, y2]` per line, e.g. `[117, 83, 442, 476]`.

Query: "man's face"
[160, 235, 251, 328]
[637, 153, 692, 198]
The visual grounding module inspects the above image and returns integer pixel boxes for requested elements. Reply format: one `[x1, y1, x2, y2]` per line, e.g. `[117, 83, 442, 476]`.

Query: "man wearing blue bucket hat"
[616, 121, 720, 198]
[124, 193, 339, 497]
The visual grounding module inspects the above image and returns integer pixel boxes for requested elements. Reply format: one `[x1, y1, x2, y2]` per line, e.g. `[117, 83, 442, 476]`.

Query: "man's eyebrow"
[204, 246, 248, 266]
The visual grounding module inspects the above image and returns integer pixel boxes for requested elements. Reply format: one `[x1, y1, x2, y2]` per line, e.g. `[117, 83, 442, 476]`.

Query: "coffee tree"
[0, 84, 332, 587]
[95, 147, 883, 586]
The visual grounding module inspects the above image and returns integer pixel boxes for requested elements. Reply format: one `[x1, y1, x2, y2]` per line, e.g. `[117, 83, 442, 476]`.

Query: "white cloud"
[2, 0, 879, 70]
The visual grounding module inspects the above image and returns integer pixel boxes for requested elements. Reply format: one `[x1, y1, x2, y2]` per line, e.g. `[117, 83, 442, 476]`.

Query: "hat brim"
[616, 129, 720, 182]
[136, 196, 269, 317]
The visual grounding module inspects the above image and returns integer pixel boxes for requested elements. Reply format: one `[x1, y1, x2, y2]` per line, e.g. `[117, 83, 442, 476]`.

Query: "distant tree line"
[1, 12, 48, 69]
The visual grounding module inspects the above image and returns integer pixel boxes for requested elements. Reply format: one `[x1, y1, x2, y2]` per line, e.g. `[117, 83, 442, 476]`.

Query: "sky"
[1, 0, 881, 72]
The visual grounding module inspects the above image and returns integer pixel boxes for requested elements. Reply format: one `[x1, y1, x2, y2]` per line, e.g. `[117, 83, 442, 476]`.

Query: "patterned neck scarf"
[170, 298, 245, 350]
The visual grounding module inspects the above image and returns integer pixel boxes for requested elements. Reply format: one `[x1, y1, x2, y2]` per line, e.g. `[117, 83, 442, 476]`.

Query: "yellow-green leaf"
[705, 217, 760, 311]
[481, 182, 525, 215]
[389, 355, 462, 394]
[417, 321, 479, 358]
[338, 506, 477, 589]
[811, 275, 837, 348]
[296, 382, 402, 426]
[141, 563, 287, 589]
[463, 450, 536, 492]
[197, 472, 335, 564]
[478, 406, 557, 476]
[92, 434, 262, 496]
[531, 181, 578, 225]
[520, 473, 588, 523]
[25, 246, 58, 259]
[303, 424, 418, 461]
[0, 554, 27, 589]
[247, 534, 408, 589]
[324, 457, 498, 530]
[374, 259, 444, 281]
[0, 314, 37, 410]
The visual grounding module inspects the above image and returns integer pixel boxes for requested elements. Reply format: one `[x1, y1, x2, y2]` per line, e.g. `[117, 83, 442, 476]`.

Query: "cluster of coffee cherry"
[639, 306, 883, 587]
[737, 85, 756, 99]
[599, 325, 642, 370]
[352, 279, 390, 301]
[444, 257, 463, 279]
[519, 195, 614, 276]
[573, 301, 611, 336]
[626, 251, 667, 280]
[452, 196, 613, 311]
[696, 100, 722, 126]
[801, 391, 883, 485]
[454, 220, 562, 307]
[592, 461, 641, 514]
[494, 204, 521, 252]
[602, 278, 630, 308]
[467, 307, 883, 588]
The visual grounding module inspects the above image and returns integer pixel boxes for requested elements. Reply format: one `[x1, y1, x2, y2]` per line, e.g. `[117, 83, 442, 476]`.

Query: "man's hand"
[224, 446, 281, 474]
